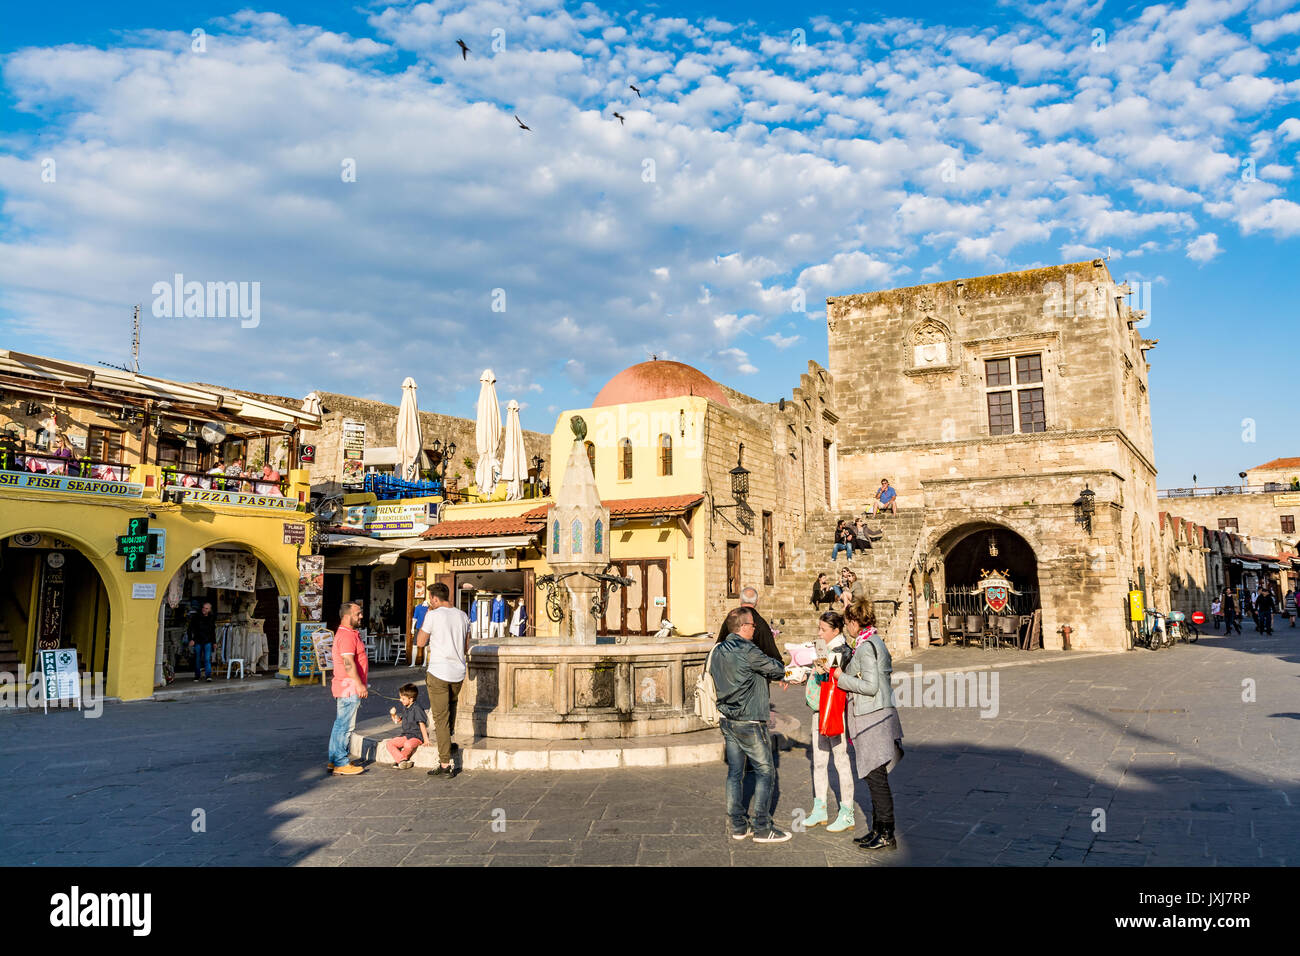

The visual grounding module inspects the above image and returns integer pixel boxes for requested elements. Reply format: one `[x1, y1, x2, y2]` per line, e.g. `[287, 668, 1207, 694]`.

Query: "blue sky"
[1, 0, 1298, 487]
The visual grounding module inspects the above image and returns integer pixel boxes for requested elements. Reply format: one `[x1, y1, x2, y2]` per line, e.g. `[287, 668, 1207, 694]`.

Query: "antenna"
[131, 304, 140, 373]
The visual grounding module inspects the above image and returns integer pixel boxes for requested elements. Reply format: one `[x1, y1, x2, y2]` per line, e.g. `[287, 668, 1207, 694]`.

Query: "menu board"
[295, 622, 330, 678]
[297, 554, 324, 622]
[341, 419, 366, 488]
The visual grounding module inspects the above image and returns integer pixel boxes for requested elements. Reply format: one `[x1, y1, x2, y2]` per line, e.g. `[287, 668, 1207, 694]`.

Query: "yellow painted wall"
[0, 465, 312, 700]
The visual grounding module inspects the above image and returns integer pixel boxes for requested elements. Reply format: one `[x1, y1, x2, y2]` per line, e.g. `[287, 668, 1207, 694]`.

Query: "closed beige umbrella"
[500, 399, 528, 500]
[474, 369, 500, 496]
[396, 377, 423, 482]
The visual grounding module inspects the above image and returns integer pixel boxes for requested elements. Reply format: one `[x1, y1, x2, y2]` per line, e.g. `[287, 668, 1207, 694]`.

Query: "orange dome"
[592, 360, 731, 408]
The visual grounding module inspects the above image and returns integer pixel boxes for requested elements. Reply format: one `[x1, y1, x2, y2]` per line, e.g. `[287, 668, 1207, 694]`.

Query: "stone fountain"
[455, 417, 714, 741]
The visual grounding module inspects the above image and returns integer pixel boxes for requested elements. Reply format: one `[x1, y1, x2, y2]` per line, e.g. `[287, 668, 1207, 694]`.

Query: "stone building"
[819, 259, 1163, 653]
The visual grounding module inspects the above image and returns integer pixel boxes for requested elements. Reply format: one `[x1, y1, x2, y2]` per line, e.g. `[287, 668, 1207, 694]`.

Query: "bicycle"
[1133, 609, 1175, 650]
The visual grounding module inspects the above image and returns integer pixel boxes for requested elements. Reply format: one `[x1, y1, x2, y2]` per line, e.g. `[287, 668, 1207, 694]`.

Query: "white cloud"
[713, 347, 758, 375]
[1185, 232, 1222, 262]
[764, 332, 800, 349]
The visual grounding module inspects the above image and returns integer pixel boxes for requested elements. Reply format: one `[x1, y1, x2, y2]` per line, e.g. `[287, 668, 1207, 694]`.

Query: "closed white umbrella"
[474, 369, 500, 496]
[395, 377, 423, 482]
[500, 399, 528, 500]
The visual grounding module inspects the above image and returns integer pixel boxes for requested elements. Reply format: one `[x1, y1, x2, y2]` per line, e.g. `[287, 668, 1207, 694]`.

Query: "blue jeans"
[192, 642, 212, 679]
[720, 718, 775, 834]
[831, 543, 853, 562]
[328, 695, 361, 767]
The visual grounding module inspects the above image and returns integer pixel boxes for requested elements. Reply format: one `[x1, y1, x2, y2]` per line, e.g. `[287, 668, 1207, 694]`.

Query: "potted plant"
[445, 471, 461, 497]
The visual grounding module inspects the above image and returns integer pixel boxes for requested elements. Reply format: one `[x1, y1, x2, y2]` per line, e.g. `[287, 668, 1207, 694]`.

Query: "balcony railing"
[160, 466, 289, 497]
[1158, 484, 1300, 498]
[4, 452, 131, 483]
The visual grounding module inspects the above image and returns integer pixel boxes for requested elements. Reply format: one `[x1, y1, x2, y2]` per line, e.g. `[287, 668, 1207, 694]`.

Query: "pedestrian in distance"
[386, 683, 430, 769]
[1256, 587, 1276, 635]
[1210, 595, 1222, 631]
[416, 582, 470, 780]
[187, 600, 216, 682]
[1222, 590, 1241, 635]
[1285, 589, 1297, 628]
[798, 610, 856, 834]
[328, 601, 369, 776]
[872, 478, 898, 515]
[837, 598, 904, 851]
[712, 607, 791, 844]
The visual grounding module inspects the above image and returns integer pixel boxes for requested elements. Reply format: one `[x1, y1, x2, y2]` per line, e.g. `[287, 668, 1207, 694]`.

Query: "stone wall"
[1159, 492, 1300, 551]
[307, 392, 551, 497]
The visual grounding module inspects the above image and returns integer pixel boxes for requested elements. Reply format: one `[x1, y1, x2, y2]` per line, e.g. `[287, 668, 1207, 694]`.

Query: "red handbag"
[818, 672, 847, 736]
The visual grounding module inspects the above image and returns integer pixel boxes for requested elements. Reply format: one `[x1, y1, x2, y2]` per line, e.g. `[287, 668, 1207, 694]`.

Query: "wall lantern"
[729, 443, 749, 499]
[988, 533, 999, 557]
[1074, 484, 1096, 534]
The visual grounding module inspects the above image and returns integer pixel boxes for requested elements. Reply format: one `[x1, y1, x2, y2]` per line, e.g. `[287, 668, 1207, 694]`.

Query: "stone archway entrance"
[939, 523, 1041, 617]
[1, 532, 112, 683]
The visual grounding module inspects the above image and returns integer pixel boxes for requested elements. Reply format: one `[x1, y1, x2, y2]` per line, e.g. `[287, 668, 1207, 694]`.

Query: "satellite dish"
[199, 421, 227, 445]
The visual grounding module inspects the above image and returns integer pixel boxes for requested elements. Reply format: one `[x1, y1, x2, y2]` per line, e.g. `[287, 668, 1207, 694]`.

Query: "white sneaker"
[753, 827, 792, 844]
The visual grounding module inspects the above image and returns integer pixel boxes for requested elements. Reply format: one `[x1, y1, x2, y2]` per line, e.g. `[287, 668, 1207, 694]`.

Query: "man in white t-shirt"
[416, 582, 470, 779]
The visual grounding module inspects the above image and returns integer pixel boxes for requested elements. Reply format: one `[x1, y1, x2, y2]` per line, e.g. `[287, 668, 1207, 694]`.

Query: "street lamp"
[1239, 471, 1248, 493]
[430, 438, 457, 481]
[729, 443, 749, 499]
[1073, 484, 1095, 535]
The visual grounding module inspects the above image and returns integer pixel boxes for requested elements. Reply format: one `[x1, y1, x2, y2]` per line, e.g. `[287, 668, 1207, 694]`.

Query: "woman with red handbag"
[797, 611, 856, 833]
[836, 599, 904, 851]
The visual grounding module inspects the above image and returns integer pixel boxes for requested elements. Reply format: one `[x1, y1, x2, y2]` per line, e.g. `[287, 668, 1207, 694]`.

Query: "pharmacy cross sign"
[115, 516, 158, 573]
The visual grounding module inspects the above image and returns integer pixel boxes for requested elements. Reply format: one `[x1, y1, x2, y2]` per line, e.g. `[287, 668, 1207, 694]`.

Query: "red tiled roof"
[605, 493, 705, 518]
[421, 514, 546, 539]
[421, 494, 704, 539]
[1250, 457, 1300, 472]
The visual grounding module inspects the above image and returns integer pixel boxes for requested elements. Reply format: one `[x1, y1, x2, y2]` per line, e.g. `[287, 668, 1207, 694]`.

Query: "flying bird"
[457, 39, 470, 59]
[629, 84, 641, 97]
[515, 115, 531, 131]
[612, 112, 625, 125]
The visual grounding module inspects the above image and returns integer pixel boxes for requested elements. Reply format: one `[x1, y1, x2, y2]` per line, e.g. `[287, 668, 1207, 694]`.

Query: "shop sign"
[38, 564, 65, 648]
[1273, 493, 1300, 507]
[295, 622, 332, 678]
[131, 582, 157, 599]
[277, 596, 293, 673]
[449, 549, 517, 571]
[0, 469, 144, 499]
[145, 528, 166, 572]
[283, 522, 307, 545]
[1129, 590, 1146, 622]
[342, 419, 366, 489]
[166, 485, 299, 511]
[115, 517, 158, 573]
[299, 444, 316, 463]
[37, 648, 81, 711]
[340, 501, 433, 538]
[8, 532, 77, 550]
[978, 570, 1013, 613]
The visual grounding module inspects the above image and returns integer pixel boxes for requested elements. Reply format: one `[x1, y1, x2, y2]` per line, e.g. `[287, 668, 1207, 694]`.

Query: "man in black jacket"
[187, 601, 217, 682]
[714, 586, 782, 663]
[713, 607, 791, 844]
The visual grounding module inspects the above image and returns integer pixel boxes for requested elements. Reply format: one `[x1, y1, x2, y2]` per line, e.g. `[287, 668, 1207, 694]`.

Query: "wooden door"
[822, 440, 832, 506]
[762, 512, 774, 586]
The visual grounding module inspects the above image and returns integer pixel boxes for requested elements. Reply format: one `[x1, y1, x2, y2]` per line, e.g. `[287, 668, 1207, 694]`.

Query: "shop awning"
[1234, 560, 1263, 570]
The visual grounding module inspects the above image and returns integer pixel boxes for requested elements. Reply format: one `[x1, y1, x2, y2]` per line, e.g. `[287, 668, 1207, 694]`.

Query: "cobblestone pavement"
[2, 630, 1297, 866]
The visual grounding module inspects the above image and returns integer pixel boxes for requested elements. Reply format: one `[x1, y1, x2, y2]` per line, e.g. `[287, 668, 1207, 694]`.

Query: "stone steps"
[761, 509, 926, 651]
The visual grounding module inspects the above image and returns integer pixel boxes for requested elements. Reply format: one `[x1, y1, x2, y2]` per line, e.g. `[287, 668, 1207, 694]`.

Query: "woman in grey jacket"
[833, 598, 904, 850]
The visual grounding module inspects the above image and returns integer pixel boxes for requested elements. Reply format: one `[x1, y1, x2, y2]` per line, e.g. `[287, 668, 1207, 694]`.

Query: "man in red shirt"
[328, 602, 369, 775]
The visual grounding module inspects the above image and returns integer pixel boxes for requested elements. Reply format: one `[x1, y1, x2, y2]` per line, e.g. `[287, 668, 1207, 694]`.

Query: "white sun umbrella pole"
[500, 399, 529, 501]
[395, 377, 423, 482]
[474, 369, 501, 497]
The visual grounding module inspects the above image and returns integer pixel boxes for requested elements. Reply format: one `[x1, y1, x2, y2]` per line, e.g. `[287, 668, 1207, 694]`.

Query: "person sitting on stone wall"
[811, 573, 837, 609]
[872, 479, 898, 516]
[831, 520, 855, 562]
[853, 517, 881, 550]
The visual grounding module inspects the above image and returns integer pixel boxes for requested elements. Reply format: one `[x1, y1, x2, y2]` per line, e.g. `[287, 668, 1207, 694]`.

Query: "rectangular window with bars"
[1016, 354, 1043, 383]
[987, 391, 1014, 435]
[985, 358, 1011, 387]
[1018, 387, 1046, 432]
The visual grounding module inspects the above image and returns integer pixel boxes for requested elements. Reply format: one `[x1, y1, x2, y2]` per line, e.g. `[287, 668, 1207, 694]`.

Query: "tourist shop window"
[1282, 515, 1295, 534]
[1218, 518, 1239, 531]
[619, 438, 633, 480]
[726, 541, 740, 599]
[659, 434, 672, 476]
[985, 353, 1047, 435]
[87, 427, 125, 463]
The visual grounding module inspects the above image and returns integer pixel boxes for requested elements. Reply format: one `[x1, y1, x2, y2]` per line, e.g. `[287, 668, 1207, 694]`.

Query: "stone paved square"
[2, 631, 1296, 866]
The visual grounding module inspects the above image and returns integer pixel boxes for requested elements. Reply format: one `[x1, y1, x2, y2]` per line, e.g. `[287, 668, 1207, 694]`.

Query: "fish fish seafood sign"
[49, 886, 151, 936]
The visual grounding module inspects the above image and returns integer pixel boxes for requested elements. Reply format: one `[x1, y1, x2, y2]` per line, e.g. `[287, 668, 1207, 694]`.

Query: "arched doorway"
[1, 532, 111, 682]
[940, 524, 1041, 617]
[158, 543, 286, 685]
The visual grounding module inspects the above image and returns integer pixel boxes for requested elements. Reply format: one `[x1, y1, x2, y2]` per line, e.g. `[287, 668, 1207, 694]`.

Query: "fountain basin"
[455, 639, 714, 740]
